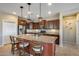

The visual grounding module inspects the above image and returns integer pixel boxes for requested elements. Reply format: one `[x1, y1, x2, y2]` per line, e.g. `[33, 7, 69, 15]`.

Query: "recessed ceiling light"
[48, 11, 52, 15]
[12, 12, 16, 15]
[24, 16, 27, 18]
[27, 11, 31, 15]
[48, 3, 52, 6]
[36, 14, 40, 18]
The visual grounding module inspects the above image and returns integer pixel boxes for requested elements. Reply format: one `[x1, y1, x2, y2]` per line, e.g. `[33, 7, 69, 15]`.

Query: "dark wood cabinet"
[30, 19, 59, 29]
[18, 19, 27, 25]
[32, 22, 40, 29]
[47, 19, 59, 29]
[39, 20, 47, 29]
[18, 17, 31, 35]
[39, 19, 59, 29]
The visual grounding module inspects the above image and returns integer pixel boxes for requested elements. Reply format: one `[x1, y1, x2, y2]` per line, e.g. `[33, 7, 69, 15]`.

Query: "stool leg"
[18, 49, 21, 56]
[11, 44, 15, 55]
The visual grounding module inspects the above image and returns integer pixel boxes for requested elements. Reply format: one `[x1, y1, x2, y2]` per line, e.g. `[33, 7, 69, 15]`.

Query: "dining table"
[15, 34, 57, 56]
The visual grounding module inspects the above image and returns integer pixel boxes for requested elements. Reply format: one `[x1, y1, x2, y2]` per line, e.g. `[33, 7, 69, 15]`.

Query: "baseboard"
[63, 41, 76, 45]
[59, 44, 63, 47]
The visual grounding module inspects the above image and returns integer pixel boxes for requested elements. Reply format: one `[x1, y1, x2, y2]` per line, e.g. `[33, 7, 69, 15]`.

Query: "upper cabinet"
[32, 22, 40, 29]
[18, 17, 59, 30]
[18, 17, 31, 34]
[39, 19, 59, 29]
[18, 17, 28, 25]
[28, 19, 59, 29]
[46, 20, 59, 29]
[18, 19, 27, 25]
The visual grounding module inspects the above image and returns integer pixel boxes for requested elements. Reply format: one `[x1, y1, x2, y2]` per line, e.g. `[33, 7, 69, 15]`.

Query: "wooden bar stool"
[10, 36, 19, 55]
[32, 42, 43, 56]
[18, 39, 30, 56]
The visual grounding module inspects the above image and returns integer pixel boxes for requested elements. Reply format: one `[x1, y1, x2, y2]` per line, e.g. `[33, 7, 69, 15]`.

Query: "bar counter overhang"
[15, 34, 57, 56]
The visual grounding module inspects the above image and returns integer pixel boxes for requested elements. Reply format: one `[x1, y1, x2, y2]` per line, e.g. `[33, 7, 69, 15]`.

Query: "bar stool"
[10, 36, 19, 55]
[18, 39, 29, 56]
[32, 42, 43, 56]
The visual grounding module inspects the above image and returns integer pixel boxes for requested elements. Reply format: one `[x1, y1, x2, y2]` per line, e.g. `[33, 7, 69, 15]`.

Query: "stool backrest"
[10, 36, 16, 44]
[32, 42, 43, 51]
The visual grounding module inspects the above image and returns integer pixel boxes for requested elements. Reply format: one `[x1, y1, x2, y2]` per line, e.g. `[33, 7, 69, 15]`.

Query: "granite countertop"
[16, 34, 57, 43]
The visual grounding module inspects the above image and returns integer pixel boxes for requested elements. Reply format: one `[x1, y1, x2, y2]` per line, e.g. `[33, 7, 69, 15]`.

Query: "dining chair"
[10, 36, 19, 55]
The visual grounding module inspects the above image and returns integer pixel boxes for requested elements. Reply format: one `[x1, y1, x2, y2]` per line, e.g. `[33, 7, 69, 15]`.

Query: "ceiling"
[0, 3, 79, 21]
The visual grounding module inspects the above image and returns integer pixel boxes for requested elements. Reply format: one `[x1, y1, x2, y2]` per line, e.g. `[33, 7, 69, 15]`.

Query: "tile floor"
[0, 44, 79, 56]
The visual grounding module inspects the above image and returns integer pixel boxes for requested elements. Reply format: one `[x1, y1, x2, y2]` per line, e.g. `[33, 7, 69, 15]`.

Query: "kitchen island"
[16, 34, 57, 56]
[26, 29, 59, 44]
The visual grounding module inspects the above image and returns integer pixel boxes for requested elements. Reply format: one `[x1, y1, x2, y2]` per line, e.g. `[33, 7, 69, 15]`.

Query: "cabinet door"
[63, 16, 76, 45]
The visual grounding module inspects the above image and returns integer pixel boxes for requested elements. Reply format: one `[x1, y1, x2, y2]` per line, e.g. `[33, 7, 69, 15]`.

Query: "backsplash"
[27, 29, 59, 35]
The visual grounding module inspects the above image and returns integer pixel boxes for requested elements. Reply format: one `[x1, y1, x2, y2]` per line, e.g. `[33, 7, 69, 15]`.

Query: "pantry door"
[63, 16, 76, 45]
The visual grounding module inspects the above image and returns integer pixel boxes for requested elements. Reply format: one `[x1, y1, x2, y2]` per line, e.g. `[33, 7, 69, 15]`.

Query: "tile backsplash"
[27, 29, 59, 35]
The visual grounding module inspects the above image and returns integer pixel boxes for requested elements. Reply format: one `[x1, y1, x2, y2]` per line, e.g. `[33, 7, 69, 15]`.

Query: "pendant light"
[27, 3, 31, 20]
[38, 3, 43, 21]
[20, 6, 24, 17]
[48, 3, 52, 6]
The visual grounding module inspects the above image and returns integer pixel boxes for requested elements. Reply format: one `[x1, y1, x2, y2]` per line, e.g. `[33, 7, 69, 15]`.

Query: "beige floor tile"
[0, 44, 79, 56]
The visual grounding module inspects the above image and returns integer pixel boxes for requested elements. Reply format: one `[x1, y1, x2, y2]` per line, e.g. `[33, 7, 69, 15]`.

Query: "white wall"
[76, 13, 79, 45]
[0, 12, 18, 45]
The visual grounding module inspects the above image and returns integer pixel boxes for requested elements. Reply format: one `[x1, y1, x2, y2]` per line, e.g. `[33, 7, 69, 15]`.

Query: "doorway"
[63, 15, 76, 46]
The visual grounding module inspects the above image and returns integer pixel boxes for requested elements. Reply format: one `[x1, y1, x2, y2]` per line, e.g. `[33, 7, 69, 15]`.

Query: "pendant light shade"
[27, 3, 31, 20]
[38, 3, 43, 21]
[48, 3, 52, 6]
[38, 17, 43, 19]
[20, 6, 24, 17]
